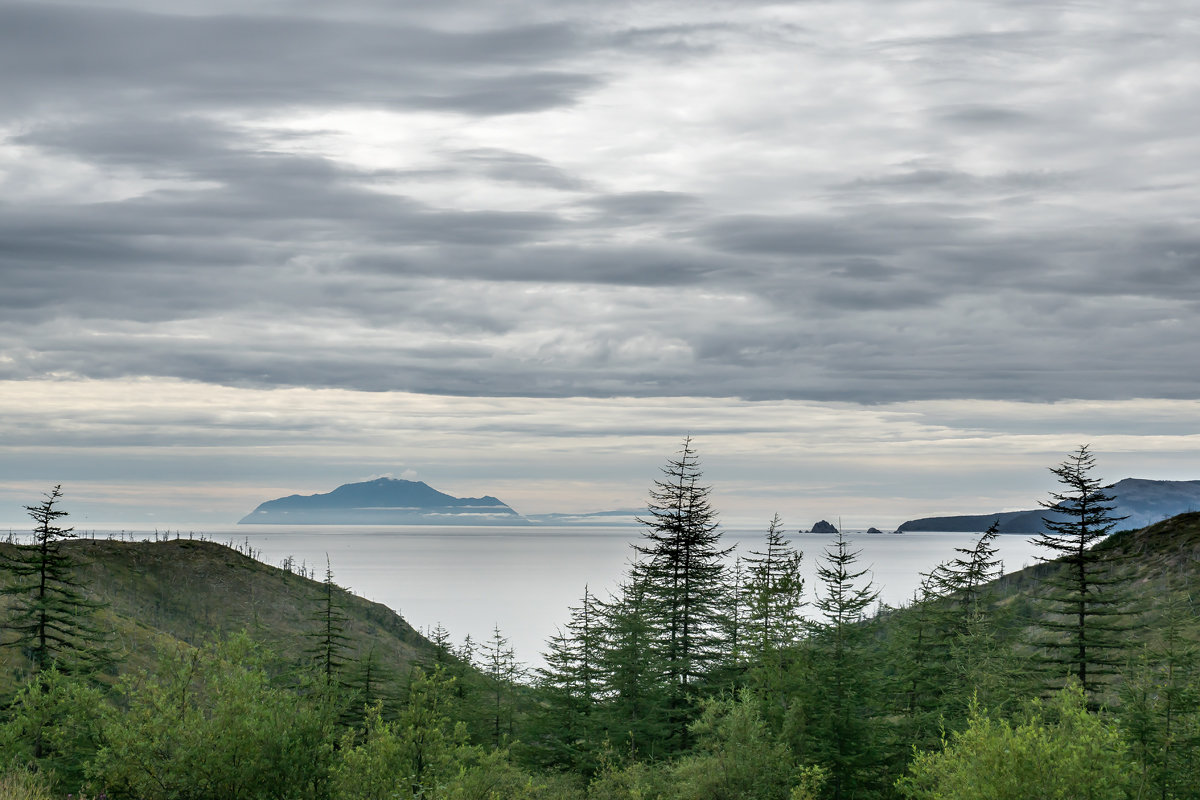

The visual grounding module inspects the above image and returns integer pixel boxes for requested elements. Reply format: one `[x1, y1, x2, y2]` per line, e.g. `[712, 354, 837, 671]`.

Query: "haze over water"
[59, 525, 1046, 668]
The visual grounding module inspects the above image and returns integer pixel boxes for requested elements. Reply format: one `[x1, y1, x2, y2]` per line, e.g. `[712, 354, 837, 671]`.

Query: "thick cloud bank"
[1, 0, 1197, 402]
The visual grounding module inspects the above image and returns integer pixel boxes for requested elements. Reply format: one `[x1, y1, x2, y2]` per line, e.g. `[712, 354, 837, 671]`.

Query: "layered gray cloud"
[2, 0, 1198, 403]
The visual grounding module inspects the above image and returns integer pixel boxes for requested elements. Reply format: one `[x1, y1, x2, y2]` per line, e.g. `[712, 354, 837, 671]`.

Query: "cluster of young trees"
[520, 442, 1194, 798]
[523, 439, 1018, 797]
[1, 445, 1198, 799]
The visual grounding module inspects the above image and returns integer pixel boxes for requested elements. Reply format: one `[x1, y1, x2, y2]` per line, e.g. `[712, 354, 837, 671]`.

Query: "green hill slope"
[0, 537, 438, 686]
[989, 511, 1200, 599]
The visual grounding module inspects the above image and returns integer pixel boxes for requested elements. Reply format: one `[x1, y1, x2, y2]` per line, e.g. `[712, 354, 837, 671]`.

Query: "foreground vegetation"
[2, 445, 1200, 799]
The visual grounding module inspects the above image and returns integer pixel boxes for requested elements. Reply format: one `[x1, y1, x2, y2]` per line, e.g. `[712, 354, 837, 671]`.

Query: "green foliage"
[592, 580, 671, 759]
[0, 534, 437, 698]
[1118, 593, 1200, 800]
[0, 666, 106, 792]
[586, 751, 669, 800]
[665, 691, 806, 800]
[885, 524, 1020, 753]
[897, 683, 1132, 800]
[331, 666, 469, 799]
[91, 633, 336, 800]
[440, 746, 582, 800]
[333, 666, 576, 800]
[12, 460, 1200, 800]
[344, 642, 402, 720]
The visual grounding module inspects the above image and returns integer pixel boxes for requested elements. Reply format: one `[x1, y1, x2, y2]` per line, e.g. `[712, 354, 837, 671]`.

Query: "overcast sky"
[1, 0, 1197, 528]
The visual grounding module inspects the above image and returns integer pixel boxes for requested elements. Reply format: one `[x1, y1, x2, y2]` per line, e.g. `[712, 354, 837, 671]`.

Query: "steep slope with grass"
[988, 512, 1200, 601]
[0, 537, 438, 687]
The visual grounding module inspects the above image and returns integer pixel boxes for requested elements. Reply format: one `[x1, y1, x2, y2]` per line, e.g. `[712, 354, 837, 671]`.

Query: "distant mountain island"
[897, 478, 1200, 534]
[240, 478, 646, 527]
[239, 478, 527, 526]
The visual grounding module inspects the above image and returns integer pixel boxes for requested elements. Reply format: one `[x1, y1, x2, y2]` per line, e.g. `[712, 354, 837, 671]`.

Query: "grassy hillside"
[0, 536, 438, 687]
[988, 511, 1200, 606]
[882, 511, 1200, 699]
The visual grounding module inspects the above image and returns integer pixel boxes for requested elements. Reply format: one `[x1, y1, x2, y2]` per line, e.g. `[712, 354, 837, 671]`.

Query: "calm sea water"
[66, 524, 1045, 669]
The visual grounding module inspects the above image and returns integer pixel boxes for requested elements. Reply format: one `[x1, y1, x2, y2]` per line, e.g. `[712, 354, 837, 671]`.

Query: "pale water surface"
[63, 525, 1046, 669]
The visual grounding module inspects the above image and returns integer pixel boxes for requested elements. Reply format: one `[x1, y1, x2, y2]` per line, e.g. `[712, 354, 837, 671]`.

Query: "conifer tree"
[456, 634, 476, 667]
[344, 643, 400, 721]
[1032, 445, 1136, 698]
[800, 530, 882, 800]
[1119, 593, 1200, 800]
[886, 568, 952, 753]
[306, 556, 352, 688]
[891, 524, 1017, 750]
[0, 486, 111, 678]
[939, 521, 1025, 713]
[594, 580, 670, 758]
[743, 513, 806, 662]
[722, 556, 747, 670]
[428, 623, 455, 665]
[943, 521, 1003, 624]
[529, 586, 605, 773]
[479, 624, 522, 747]
[631, 436, 731, 750]
[737, 514, 807, 730]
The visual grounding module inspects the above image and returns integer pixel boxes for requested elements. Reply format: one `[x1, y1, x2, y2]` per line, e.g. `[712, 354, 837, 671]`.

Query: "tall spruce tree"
[529, 586, 605, 773]
[735, 514, 806, 738]
[886, 568, 952, 754]
[428, 623, 455, 665]
[306, 556, 352, 688]
[593, 580, 670, 758]
[479, 624, 522, 747]
[631, 436, 731, 751]
[801, 530, 882, 800]
[1032, 445, 1136, 698]
[941, 520, 1003, 627]
[743, 513, 806, 662]
[939, 521, 1026, 714]
[721, 556, 747, 670]
[344, 642, 400, 720]
[0, 486, 111, 677]
[889, 525, 1009, 755]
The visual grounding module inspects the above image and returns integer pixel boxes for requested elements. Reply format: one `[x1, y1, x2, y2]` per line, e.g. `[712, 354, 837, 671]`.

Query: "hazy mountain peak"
[897, 477, 1200, 534]
[239, 478, 525, 525]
